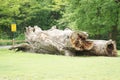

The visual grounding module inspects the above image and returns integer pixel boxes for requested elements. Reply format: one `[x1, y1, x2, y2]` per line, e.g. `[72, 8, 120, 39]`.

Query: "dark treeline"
[0, 0, 120, 49]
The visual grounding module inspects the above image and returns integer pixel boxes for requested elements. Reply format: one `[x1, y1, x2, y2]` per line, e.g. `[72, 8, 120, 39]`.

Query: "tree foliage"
[60, 0, 120, 39]
[0, 0, 62, 39]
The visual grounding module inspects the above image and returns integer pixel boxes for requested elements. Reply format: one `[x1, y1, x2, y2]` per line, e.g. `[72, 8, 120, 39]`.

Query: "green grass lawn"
[0, 49, 120, 80]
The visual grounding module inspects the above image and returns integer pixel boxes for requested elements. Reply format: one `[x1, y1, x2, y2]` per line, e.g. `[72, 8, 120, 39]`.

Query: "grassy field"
[0, 49, 120, 80]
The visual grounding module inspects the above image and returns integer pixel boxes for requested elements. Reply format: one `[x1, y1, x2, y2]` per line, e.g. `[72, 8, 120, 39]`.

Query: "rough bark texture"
[9, 26, 118, 57]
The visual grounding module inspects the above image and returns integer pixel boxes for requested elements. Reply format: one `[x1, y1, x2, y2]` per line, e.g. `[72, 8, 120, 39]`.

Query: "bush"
[16, 33, 25, 40]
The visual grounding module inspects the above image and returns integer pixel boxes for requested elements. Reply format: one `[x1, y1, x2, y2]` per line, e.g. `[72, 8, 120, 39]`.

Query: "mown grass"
[0, 49, 120, 80]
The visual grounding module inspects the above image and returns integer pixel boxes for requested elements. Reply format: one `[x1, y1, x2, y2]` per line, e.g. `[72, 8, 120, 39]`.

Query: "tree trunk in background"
[111, 25, 118, 41]
[111, 0, 119, 41]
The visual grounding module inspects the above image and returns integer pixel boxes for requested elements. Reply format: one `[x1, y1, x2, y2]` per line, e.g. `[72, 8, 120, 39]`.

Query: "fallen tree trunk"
[9, 26, 117, 56]
[75, 40, 117, 56]
[90, 40, 117, 56]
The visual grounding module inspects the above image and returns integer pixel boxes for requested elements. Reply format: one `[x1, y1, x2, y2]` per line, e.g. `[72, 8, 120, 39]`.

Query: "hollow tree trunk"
[76, 40, 117, 56]
[9, 26, 118, 57]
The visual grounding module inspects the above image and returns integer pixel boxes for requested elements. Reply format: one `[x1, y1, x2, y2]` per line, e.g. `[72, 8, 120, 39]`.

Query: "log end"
[70, 32, 93, 51]
[106, 40, 118, 57]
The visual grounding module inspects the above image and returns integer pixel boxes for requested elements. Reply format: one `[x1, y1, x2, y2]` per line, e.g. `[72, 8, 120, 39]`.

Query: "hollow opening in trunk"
[108, 44, 114, 50]
[107, 43, 114, 55]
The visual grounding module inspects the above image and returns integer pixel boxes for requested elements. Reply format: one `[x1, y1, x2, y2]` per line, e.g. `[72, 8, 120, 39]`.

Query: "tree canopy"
[60, 0, 120, 39]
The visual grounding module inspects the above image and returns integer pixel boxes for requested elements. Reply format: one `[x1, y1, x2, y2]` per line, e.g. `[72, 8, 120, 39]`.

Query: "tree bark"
[111, 0, 119, 41]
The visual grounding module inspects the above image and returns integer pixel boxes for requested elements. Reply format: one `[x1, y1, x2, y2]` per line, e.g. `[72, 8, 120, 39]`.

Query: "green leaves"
[0, 0, 63, 39]
[61, 0, 120, 37]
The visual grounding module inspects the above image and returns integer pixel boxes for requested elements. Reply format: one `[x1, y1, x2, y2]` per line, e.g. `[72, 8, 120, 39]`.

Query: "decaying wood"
[9, 26, 118, 57]
[70, 32, 93, 51]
